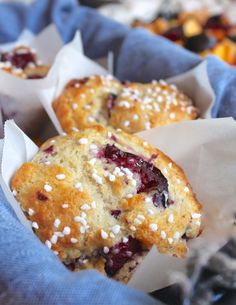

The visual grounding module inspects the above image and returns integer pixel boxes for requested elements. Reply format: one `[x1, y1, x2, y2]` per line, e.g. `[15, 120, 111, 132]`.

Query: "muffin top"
[11, 126, 202, 277]
[0, 46, 50, 79]
[53, 75, 198, 134]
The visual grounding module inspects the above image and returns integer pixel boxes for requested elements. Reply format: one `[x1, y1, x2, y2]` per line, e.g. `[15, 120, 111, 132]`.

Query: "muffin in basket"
[53, 75, 198, 134]
[0, 45, 50, 79]
[11, 126, 202, 282]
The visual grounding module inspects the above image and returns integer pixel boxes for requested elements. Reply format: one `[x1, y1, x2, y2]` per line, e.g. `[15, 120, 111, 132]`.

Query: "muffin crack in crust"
[52, 75, 198, 134]
[11, 126, 202, 282]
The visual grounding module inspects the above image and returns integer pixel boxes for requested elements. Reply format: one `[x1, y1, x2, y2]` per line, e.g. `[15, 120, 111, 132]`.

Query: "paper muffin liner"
[1, 118, 235, 292]
[38, 37, 214, 135]
[0, 25, 83, 139]
[0, 29, 35, 52]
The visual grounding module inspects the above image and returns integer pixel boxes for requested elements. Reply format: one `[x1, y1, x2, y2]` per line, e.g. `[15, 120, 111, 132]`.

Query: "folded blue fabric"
[0, 1, 235, 305]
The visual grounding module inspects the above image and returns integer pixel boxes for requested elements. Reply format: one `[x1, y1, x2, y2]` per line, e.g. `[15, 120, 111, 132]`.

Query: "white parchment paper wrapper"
[39, 46, 214, 135]
[1, 118, 236, 292]
[0, 29, 35, 52]
[0, 120, 38, 229]
[0, 27, 83, 138]
[39, 45, 108, 134]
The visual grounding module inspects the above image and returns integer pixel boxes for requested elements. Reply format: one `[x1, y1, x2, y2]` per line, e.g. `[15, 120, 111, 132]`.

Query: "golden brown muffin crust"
[53, 75, 198, 134]
[11, 126, 202, 280]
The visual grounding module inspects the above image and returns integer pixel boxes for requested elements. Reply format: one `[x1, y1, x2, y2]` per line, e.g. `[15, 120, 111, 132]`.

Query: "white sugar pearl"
[91, 201, 96, 209]
[111, 225, 120, 235]
[54, 218, 61, 228]
[191, 213, 201, 219]
[88, 158, 96, 166]
[62, 203, 69, 209]
[148, 209, 154, 215]
[74, 216, 87, 226]
[123, 237, 129, 243]
[75, 182, 83, 192]
[79, 138, 88, 145]
[184, 187, 189, 193]
[130, 179, 137, 187]
[103, 246, 109, 254]
[109, 174, 116, 182]
[28, 208, 34, 216]
[63, 226, 71, 235]
[45, 240, 52, 249]
[32, 222, 39, 229]
[101, 230, 108, 239]
[44, 184, 52, 192]
[134, 218, 142, 225]
[149, 223, 158, 232]
[174, 232, 180, 239]
[160, 231, 166, 239]
[80, 227, 86, 234]
[123, 120, 130, 127]
[50, 234, 58, 244]
[56, 174, 66, 180]
[168, 214, 174, 224]
[137, 214, 145, 220]
[80, 204, 91, 211]
[145, 197, 152, 203]
[90, 144, 98, 150]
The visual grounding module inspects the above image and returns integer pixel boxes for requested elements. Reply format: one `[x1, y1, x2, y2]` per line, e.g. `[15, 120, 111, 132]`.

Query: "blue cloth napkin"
[0, 1, 235, 305]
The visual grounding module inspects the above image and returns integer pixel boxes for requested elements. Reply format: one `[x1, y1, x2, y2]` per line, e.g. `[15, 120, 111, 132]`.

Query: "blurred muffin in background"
[0, 46, 50, 79]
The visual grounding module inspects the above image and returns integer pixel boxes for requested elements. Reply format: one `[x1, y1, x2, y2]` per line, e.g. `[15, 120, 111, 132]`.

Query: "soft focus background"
[0, 1, 236, 305]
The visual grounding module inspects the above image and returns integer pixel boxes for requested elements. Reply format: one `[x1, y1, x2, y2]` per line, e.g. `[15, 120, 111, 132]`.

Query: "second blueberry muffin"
[52, 75, 198, 134]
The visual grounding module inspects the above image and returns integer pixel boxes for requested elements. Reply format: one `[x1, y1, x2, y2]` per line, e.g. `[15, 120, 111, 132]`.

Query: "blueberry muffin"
[52, 75, 198, 134]
[0, 46, 50, 79]
[11, 126, 202, 282]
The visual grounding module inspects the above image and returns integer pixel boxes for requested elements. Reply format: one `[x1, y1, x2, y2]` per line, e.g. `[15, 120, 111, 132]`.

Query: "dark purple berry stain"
[43, 145, 54, 155]
[204, 15, 229, 31]
[27, 74, 44, 79]
[163, 26, 183, 42]
[121, 80, 130, 86]
[181, 233, 189, 241]
[37, 191, 48, 201]
[109, 134, 117, 142]
[65, 263, 75, 271]
[110, 209, 121, 219]
[148, 154, 158, 162]
[103, 236, 143, 276]
[104, 144, 169, 208]
[78, 77, 89, 85]
[107, 93, 117, 117]
[1, 51, 36, 69]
